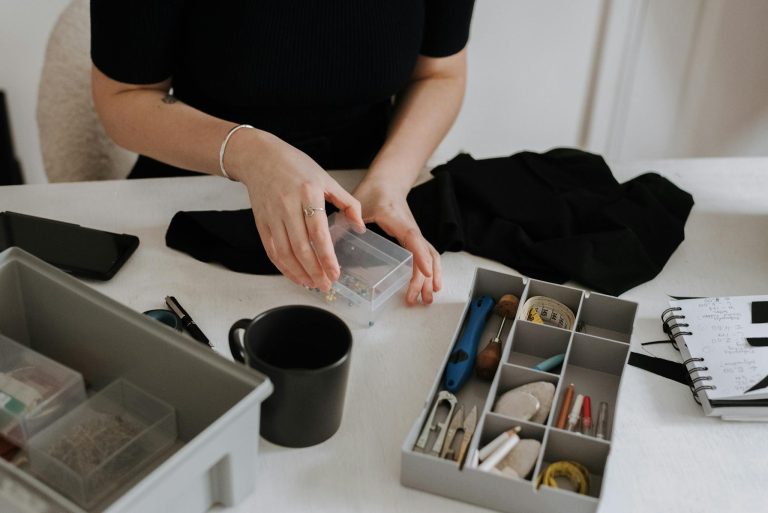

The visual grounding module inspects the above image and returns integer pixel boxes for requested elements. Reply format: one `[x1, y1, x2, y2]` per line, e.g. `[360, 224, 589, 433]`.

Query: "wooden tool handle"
[474, 340, 501, 380]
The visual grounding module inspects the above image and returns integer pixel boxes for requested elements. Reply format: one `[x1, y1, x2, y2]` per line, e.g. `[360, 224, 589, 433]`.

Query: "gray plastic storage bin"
[401, 268, 637, 513]
[0, 247, 273, 513]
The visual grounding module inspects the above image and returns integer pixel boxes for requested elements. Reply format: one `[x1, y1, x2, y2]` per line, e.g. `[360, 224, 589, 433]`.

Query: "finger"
[400, 229, 432, 279]
[430, 245, 443, 292]
[255, 219, 307, 285]
[325, 180, 364, 229]
[420, 270, 434, 304]
[406, 269, 426, 306]
[301, 193, 340, 282]
[270, 221, 316, 288]
[283, 213, 333, 292]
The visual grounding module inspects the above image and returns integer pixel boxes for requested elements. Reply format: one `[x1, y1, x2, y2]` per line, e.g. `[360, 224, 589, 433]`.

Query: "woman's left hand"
[353, 183, 441, 305]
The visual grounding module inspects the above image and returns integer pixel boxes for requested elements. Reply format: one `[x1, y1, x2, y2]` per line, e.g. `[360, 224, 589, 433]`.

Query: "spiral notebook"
[664, 295, 768, 420]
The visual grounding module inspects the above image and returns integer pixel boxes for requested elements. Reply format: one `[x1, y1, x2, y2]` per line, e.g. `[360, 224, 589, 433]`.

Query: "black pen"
[165, 296, 213, 349]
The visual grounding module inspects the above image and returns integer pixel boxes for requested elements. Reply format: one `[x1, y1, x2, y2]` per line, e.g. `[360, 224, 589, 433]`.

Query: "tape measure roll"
[521, 296, 576, 330]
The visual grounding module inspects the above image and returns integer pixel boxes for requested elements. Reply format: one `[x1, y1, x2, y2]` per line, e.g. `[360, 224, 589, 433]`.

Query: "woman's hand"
[353, 182, 441, 305]
[226, 129, 364, 291]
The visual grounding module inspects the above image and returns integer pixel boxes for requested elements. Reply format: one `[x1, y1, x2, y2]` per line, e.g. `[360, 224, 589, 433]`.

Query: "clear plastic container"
[28, 379, 177, 508]
[0, 333, 86, 447]
[306, 213, 413, 327]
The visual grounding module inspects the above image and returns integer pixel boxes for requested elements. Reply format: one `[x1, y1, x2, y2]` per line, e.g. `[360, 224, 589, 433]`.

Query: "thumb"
[326, 180, 365, 230]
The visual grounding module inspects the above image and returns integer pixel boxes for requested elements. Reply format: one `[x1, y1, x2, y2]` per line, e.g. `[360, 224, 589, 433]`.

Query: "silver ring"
[303, 206, 326, 217]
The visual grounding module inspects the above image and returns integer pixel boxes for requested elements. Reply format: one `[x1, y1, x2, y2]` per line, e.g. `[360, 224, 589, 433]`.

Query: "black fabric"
[165, 148, 694, 296]
[407, 150, 694, 295]
[627, 352, 690, 386]
[166, 210, 277, 274]
[92, 0, 474, 178]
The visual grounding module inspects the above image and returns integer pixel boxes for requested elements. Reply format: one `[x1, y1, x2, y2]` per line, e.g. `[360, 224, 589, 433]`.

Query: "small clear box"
[307, 213, 413, 327]
[0, 333, 86, 447]
[28, 379, 177, 508]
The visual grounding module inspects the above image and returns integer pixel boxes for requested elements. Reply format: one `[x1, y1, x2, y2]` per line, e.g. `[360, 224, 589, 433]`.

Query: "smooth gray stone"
[492, 390, 540, 421]
[500, 381, 556, 424]
[500, 439, 541, 479]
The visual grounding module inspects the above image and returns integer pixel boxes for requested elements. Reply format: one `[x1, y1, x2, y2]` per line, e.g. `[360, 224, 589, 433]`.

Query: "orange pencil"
[555, 383, 575, 429]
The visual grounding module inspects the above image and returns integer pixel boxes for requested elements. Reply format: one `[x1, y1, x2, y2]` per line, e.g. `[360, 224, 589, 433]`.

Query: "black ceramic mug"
[229, 305, 352, 447]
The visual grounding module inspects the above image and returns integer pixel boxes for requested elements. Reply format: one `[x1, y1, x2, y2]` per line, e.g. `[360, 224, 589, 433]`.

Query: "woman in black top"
[90, 0, 474, 305]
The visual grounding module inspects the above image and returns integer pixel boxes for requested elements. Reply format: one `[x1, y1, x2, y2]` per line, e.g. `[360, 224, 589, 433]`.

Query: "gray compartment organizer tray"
[401, 268, 637, 513]
[0, 247, 272, 513]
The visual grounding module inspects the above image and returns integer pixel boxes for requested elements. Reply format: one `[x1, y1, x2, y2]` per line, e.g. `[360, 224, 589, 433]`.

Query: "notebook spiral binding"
[661, 307, 716, 404]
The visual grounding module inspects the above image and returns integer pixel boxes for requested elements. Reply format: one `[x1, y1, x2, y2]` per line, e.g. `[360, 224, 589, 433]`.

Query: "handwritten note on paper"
[671, 295, 768, 400]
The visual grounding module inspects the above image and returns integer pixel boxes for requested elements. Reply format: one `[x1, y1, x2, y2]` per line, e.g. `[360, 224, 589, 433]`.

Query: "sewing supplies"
[554, 383, 575, 429]
[493, 390, 539, 422]
[43, 412, 143, 476]
[596, 401, 609, 439]
[494, 381, 556, 424]
[566, 394, 584, 431]
[498, 439, 541, 479]
[536, 460, 590, 495]
[440, 405, 464, 459]
[521, 296, 575, 330]
[581, 396, 592, 435]
[440, 405, 477, 468]
[0, 335, 87, 446]
[475, 294, 520, 380]
[479, 430, 512, 462]
[532, 352, 566, 373]
[415, 390, 458, 454]
[478, 426, 521, 472]
[443, 296, 495, 393]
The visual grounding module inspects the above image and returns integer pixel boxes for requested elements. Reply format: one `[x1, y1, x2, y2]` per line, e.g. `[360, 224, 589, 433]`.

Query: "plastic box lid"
[0, 334, 87, 447]
[306, 213, 413, 326]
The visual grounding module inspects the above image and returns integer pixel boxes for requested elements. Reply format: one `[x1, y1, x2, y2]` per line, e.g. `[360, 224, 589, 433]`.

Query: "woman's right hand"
[225, 128, 364, 291]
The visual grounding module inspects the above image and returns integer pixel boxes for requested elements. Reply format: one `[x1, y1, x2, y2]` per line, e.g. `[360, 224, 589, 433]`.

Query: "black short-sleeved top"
[91, 0, 475, 176]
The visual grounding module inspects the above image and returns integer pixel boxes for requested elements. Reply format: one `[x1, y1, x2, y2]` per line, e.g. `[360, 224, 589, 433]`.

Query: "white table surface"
[2, 157, 768, 513]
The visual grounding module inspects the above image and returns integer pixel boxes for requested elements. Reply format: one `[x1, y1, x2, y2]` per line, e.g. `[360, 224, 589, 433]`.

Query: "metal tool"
[415, 390, 458, 454]
[439, 405, 464, 459]
[457, 406, 477, 469]
[475, 294, 520, 380]
[440, 404, 478, 463]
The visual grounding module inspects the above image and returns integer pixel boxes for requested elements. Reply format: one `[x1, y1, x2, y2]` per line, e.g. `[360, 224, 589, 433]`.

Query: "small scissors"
[440, 404, 477, 469]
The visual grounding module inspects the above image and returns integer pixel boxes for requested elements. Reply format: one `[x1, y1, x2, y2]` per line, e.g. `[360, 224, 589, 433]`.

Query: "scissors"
[440, 404, 477, 469]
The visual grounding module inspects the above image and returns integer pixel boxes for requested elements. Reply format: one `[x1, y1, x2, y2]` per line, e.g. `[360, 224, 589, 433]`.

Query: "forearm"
[361, 50, 467, 195]
[91, 66, 268, 179]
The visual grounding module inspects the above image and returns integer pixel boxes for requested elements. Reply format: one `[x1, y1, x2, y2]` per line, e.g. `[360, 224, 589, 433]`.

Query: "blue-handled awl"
[443, 295, 495, 393]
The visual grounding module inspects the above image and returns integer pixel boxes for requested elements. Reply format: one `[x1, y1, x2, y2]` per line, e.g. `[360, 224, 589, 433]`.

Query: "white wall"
[432, 0, 604, 162]
[0, 0, 70, 184]
[590, 0, 768, 161]
[1, 0, 768, 184]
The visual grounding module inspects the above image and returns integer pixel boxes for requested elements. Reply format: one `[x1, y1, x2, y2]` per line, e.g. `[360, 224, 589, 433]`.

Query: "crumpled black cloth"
[165, 148, 693, 295]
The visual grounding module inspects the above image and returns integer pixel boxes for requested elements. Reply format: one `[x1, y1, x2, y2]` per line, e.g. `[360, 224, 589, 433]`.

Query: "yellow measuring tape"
[535, 460, 590, 495]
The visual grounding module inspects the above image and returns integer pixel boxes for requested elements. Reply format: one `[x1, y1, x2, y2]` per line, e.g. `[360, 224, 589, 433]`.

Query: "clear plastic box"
[28, 379, 177, 508]
[0, 333, 86, 447]
[306, 213, 413, 327]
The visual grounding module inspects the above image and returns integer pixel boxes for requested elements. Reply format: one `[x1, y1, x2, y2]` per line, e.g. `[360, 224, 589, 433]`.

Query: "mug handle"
[228, 319, 251, 363]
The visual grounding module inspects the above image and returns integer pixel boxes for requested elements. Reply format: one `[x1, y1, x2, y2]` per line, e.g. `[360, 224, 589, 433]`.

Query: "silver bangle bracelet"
[218, 124, 254, 181]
